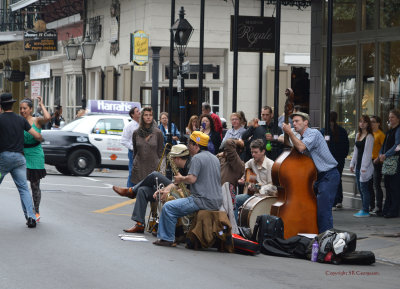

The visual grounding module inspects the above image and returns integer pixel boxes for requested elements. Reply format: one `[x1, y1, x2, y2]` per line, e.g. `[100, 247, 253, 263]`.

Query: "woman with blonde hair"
[186, 115, 199, 135]
[220, 112, 246, 150]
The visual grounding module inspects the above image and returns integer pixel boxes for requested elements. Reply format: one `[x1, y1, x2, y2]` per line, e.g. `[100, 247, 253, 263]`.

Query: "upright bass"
[270, 88, 319, 239]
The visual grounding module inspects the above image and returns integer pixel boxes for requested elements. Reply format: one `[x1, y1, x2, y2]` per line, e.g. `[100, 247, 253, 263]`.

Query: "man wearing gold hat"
[153, 131, 223, 247]
[112, 144, 191, 233]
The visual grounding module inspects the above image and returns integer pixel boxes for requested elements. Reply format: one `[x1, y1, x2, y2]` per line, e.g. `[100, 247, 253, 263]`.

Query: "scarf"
[138, 120, 157, 138]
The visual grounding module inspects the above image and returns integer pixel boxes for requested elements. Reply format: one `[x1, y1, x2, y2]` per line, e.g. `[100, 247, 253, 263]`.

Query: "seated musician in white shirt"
[234, 139, 277, 221]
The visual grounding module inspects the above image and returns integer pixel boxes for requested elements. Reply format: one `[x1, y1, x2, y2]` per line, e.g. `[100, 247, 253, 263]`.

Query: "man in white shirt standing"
[121, 106, 140, 187]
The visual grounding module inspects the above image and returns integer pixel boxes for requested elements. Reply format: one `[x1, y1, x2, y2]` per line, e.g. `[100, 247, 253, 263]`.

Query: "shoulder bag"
[382, 155, 399, 175]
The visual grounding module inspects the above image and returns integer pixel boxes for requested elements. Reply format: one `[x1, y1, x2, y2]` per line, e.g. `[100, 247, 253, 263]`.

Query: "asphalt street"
[0, 168, 399, 289]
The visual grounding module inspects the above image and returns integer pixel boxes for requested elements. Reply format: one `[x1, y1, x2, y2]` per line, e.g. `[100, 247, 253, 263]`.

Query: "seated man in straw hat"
[153, 131, 223, 247]
[112, 144, 191, 233]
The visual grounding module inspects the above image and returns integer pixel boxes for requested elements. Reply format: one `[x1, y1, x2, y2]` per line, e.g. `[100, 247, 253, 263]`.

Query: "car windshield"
[61, 117, 86, 131]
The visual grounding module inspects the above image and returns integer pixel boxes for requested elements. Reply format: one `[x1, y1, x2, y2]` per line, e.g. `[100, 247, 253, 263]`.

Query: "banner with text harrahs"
[87, 100, 141, 115]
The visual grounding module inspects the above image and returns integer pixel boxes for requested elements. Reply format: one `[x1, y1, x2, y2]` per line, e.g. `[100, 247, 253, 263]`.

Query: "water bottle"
[311, 238, 319, 262]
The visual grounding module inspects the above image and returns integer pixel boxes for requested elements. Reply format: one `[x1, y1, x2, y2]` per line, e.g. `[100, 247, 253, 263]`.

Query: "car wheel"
[55, 165, 72, 175]
[67, 149, 96, 176]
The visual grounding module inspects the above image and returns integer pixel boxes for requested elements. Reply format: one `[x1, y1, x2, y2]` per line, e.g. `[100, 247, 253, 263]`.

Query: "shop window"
[378, 40, 400, 131]
[328, 45, 357, 153]
[380, 0, 400, 28]
[325, 0, 357, 34]
[362, 0, 376, 30]
[92, 118, 124, 135]
[361, 43, 375, 116]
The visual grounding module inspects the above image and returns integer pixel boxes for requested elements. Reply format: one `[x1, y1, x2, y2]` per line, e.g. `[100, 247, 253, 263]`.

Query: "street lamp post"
[64, 34, 96, 110]
[171, 6, 193, 142]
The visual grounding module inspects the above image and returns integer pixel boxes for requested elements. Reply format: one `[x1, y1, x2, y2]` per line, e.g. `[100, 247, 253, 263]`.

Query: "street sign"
[177, 75, 182, 92]
[134, 65, 147, 72]
[31, 80, 41, 99]
[182, 61, 190, 75]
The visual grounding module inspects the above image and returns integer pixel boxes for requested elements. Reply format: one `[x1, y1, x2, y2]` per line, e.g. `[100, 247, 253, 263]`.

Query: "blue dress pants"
[314, 168, 340, 233]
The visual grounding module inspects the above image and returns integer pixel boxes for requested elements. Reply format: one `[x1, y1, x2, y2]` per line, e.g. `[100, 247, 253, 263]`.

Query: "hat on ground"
[169, 144, 189, 158]
[290, 111, 310, 121]
[190, 131, 209, 147]
[0, 93, 16, 104]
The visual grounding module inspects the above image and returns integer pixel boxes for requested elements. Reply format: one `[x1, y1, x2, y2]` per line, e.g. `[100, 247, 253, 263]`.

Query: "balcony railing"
[0, 8, 29, 32]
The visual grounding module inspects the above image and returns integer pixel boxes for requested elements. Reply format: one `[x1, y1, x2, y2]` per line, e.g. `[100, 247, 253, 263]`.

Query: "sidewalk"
[333, 208, 400, 265]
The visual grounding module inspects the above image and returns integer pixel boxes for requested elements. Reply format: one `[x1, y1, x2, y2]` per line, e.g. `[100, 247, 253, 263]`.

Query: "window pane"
[379, 40, 400, 130]
[330, 45, 357, 152]
[327, 0, 357, 34]
[362, 0, 376, 30]
[212, 91, 219, 105]
[380, 0, 400, 28]
[54, 76, 61, 106]
[105, 119, 124, 135]
[76, 75, 82, 107]
[361, 43, 375, 116]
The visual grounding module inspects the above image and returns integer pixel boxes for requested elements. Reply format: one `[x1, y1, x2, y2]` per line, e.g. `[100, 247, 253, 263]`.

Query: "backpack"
[251, 215, 284, 244]
[314, 229, 357, 264]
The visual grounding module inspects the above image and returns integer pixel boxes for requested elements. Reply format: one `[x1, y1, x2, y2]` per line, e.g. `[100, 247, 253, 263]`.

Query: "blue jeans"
[0, 151, 36, 219]
[157, 196, 199, 242]
[234, 194, 251, 222]
[127, 149, 134, 187]
[314, 168, 339, 233]
[355, 169, 371, 213]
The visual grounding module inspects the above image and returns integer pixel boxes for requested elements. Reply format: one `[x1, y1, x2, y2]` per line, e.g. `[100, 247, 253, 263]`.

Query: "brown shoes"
[123, 223, 145, 233]
[112, 186, 136, 199]
[153, 239, 177, 247]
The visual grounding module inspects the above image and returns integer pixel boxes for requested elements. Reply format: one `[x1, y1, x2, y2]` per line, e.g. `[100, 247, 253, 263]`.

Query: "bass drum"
[238, 195, 277, 233]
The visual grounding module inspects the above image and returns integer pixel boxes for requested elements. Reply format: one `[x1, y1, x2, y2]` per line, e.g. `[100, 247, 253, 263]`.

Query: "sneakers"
[353, 210, 370, 218]
[26, 217, 37, 228]
[336, 203, 343, 209]
[35, 213, 40, 222]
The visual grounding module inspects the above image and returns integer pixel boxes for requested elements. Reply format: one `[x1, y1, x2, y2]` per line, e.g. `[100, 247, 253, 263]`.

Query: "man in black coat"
[242, 106, 283, 161]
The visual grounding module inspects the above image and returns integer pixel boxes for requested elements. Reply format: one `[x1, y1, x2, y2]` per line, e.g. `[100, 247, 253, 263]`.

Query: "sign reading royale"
[24, 29, 57, 51]
[87, 100, 141, 115]
[230, 16, 275, 53]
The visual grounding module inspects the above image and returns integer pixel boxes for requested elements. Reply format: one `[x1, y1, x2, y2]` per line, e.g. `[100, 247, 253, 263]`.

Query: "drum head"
[241, 195, 277, 234]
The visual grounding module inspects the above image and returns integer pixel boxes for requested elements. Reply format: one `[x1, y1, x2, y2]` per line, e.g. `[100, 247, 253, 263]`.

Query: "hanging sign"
[130, 30, 149, 65]
[24, 29, 58, 51]
[230, 16, 275, 53]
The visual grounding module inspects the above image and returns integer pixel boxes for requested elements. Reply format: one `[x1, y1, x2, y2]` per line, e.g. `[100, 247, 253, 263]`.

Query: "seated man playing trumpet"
[153, 131, 223, 247]
[112, 144, 191, 233]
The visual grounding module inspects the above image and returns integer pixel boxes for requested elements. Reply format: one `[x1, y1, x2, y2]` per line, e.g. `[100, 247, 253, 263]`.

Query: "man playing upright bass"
[282, 112, 340, 233]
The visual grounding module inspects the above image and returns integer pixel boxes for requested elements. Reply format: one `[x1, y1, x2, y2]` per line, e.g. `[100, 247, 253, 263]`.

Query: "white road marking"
[80, 176, 101, 182]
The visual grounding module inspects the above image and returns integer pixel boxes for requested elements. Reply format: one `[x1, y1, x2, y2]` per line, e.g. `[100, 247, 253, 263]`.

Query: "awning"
[10, 0, 39, 12]
[0, 31, 24, 42]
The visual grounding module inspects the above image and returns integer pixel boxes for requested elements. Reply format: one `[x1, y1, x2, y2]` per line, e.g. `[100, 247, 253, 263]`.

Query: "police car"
[42, 100, 140, 176]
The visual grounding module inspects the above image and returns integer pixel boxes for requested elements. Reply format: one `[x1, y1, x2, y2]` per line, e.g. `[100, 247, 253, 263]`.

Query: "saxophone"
[167, 154, 190, 200]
